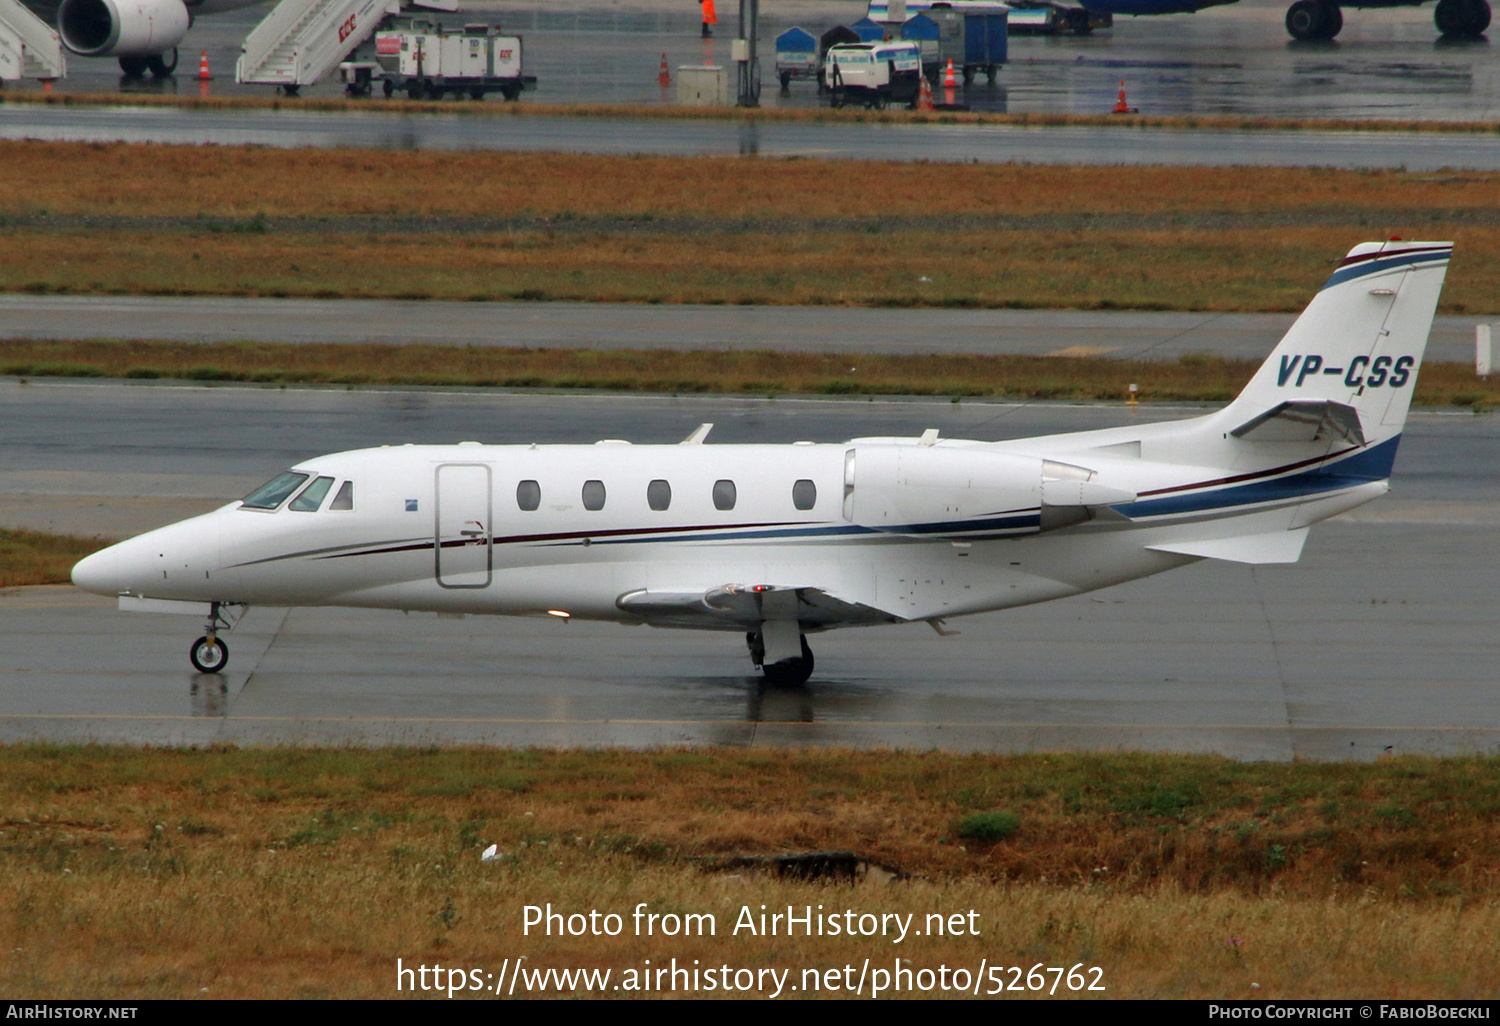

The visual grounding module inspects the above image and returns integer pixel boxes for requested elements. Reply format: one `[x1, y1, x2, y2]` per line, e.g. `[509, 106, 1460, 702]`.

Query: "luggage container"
[815, 24, 861, 88]
[774, 26, 818, 87]
[372, 19, 536, 100]
[922, 2, 1007, 83]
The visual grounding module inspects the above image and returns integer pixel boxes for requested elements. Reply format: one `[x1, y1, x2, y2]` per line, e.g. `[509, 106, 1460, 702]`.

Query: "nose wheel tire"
[190, 636, 229, 673]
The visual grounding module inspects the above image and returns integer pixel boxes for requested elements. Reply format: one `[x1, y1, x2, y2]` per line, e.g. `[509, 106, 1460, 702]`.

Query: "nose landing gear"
[189, 601, 242, 673]
[190, 635, 228, 673]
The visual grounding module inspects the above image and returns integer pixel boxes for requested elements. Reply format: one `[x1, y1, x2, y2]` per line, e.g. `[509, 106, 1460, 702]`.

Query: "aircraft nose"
[71, 545, 123, 596]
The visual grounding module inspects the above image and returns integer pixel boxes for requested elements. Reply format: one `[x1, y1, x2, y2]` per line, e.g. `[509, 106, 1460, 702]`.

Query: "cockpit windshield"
[240, 471, 310, 510]
[289, 476, 335, 512]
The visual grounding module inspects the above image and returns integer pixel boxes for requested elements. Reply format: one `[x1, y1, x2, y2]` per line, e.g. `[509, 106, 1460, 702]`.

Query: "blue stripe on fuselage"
[1114, 435, 1401, 520]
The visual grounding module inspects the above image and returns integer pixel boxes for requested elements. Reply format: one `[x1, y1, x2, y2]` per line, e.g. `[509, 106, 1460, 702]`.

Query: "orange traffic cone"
[658, 52, 671, 87]
[942, 58, 956, 89]
[916, 73, 934, 112]
[1112, 79, 1136, 114]
[197, 50, 213, 81]
[41, 79, 53, 95]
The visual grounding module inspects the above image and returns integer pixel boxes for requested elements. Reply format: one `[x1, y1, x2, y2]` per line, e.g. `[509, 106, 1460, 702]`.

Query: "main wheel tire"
[383, 79, 395, 98]
[1436, 0, 1471, 34]
[1317, 2, 1342, 38]
[1469, 0, 1493, 31]
[1286, 0, 1324, 38]
[118, 55, 149, 77]
[780, 71, 791, 89]
[761, 637, 814, 687]
[190, 636, 228, 674]
[146, 48, 177, 77]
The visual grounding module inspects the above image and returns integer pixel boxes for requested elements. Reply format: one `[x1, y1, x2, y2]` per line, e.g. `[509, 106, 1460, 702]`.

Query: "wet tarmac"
[1, 383, 1496, 759]
[1, 295, 1492, 365]
[10, 0, 1497, 121]
[4, 102, 1498, 167]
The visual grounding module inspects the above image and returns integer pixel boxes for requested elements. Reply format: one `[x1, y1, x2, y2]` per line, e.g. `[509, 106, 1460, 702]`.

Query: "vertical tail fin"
[1221, 241, 1452, 449]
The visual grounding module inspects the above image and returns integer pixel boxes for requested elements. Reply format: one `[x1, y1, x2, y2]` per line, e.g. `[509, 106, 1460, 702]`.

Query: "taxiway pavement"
[0, 296, 1490, 365]
[1, 383, 1495, 759]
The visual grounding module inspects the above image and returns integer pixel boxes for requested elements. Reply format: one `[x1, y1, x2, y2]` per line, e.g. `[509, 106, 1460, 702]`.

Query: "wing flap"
[616, 584, 903, 630]
[1147, 528, 1309, 564]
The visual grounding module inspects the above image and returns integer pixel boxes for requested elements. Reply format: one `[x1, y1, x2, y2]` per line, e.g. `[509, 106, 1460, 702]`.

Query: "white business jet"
[72, 240, 1451, 685]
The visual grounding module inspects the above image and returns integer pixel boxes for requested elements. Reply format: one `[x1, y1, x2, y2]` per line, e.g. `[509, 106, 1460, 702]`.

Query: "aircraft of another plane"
[72, 240, 1452, 685]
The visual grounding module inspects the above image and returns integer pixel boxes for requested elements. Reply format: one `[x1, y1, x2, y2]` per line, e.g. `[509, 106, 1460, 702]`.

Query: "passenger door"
[435, 463, 492, 588]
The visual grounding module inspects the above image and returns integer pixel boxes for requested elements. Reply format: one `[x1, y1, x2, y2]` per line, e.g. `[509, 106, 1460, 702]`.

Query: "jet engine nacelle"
[848, 445, 1045, 535]
[58, 0, 190, 56]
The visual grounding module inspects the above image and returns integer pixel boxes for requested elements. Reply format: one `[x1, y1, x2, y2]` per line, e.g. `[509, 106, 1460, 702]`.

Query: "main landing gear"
[1435, 0, 1491, 36]
[1285, 0, 1489, 39]
[747, 629, 815, 686]
[119, 49, 178, 78]
[189, 601, 239, 673]
[1285, 0, 1342, 40]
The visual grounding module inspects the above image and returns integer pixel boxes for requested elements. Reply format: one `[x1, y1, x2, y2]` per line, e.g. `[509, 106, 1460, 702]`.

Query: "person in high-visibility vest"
[699, 0, 717, 38]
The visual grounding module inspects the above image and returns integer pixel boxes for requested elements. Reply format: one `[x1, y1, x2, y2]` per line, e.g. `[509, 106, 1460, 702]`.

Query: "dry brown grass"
[0, 528, 108, 588]
[2, 143, 1496, 312]
[4, 140, 1500, 219]
[5, 89, 1500, 136]
[5, 746, 1500, 997]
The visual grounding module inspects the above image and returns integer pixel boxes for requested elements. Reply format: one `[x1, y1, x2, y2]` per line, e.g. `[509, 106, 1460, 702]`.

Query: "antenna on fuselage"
[680, 423, 714, 445]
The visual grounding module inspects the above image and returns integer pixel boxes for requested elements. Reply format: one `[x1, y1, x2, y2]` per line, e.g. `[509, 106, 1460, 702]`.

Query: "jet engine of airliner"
[57, 0, 189, 76]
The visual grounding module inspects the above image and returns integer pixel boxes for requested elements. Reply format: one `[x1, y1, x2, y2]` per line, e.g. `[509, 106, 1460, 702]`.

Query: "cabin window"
[647, 479, 671, 511]
[330, 480, 354, 511]
[712, 479, 737, 511]
[289, 475, 335, 512]
[582, 480, 607, 511]
[519, 480, 543, 513]
[240, 471, 309, 511]
[792, 479, 817, 511]
[516, 480, 541, 511]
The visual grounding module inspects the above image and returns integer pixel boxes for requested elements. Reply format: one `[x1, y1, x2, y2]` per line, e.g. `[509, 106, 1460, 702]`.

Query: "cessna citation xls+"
[73, 240, 1451, 685]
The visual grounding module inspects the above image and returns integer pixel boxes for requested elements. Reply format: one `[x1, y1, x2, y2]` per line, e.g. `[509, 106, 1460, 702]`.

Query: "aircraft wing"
[616, 583, 904, 631]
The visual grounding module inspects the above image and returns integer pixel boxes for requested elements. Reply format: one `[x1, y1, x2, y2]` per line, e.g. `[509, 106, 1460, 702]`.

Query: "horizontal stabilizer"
[1147, 528, 1309, 564]
[1231, 400, 1366, 446]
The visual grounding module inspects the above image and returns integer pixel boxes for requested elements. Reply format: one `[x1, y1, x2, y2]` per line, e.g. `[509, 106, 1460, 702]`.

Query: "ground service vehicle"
[824, 40, 922, 107]
[371, 19, 534, 100]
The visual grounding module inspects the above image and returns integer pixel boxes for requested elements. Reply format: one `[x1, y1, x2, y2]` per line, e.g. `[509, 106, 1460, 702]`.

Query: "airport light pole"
[735, 0, 759, 107]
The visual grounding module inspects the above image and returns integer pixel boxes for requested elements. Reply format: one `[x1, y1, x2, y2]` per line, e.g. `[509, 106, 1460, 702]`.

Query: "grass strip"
[0, 528, 107, 588]
[5, 340, 1498, 408]
[4, 745, 1500, 997]
[3, 144, 1497, 312]
[3, 89, 1499, 135]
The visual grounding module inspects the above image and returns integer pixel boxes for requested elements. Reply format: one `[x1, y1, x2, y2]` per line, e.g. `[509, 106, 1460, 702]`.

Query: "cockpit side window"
[290, 476, 336, 512]
[240, 471, 310, 511]
[330, 480, 354, 511]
